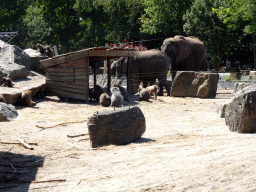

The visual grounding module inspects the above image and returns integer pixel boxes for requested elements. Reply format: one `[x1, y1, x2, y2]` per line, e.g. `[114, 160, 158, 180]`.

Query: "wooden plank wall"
[45, 57, 89, 101]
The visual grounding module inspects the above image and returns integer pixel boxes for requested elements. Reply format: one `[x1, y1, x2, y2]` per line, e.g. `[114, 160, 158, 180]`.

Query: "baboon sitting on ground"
[99, 93, 111, 107]
[138, 87, 150, 101]
[1, 77, 12, 87]
[146, 85, 158, 100]
[110, 87, 124, 107]
[113, 85, 129, 101]
[21, 90, 35, 106]
[89, 85, 105, 102]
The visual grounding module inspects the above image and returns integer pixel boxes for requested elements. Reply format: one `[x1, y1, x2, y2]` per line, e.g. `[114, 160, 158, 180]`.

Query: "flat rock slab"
[87, 106, 146, 148]
[171, 71, 219, 98]
[0, 103, 18, 121]
[225, 85, 256, 133]
[0, 71, 46, 104]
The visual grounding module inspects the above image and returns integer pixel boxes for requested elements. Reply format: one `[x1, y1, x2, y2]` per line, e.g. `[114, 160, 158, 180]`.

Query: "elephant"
[161, 35, 207, 80]
[111, 49, 172, 96]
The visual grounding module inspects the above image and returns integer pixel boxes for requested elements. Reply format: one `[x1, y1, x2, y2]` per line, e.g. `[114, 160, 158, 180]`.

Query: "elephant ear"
[175, 38, 192, 63]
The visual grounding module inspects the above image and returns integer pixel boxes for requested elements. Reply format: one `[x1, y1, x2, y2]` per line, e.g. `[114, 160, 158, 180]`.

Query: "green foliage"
[183, 0, 237, 68]
[140, 0, 193, 36]
[225, 75, 232, 81]
[21, 5, 52, 49]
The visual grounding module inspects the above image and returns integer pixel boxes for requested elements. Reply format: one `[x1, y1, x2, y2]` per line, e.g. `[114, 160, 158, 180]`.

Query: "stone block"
[0, 40, 30, 71]
[0, 61, 28, 81]
[87, 106, 146, 148]
[225, 86, 256, 133]
[0, 103, 18, 121]
[23, 48, 48, 74]
[233, 82, 256, 94]
[171, 71, 219, 98]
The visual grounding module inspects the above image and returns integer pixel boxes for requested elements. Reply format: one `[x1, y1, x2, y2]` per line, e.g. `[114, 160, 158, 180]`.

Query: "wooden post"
[104, 43, 109, 74]
[126, 56, 130, 94]
[53, 45, 58, 56]
[93, 61, 96, 87]
[107, 57, 111, 93]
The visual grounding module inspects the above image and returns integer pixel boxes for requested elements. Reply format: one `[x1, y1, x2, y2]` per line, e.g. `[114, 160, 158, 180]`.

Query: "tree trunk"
[252, 34, 256, 70]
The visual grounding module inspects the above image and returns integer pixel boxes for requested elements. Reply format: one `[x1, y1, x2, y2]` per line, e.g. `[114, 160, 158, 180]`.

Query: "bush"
[225, 75, 232, 81]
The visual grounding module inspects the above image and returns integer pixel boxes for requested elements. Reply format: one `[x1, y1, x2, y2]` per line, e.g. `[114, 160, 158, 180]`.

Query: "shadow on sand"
[0, 152, 44, 192]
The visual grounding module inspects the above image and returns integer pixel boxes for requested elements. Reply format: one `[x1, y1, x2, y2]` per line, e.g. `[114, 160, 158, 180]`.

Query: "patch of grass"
[225, 75, 232, 81]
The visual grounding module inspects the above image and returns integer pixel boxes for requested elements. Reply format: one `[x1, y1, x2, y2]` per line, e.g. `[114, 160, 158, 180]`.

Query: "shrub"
[225, 75, 232, 81]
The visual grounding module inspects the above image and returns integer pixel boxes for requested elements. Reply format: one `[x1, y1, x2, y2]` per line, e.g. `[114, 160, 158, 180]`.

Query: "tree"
[183, 0, 237, 69]
[21, 5, 52, 49]
[0, 0, 31, 47]
[35, 0, 81, 53]
[214, 0, 256, 68]
[140, 0, 193, 37]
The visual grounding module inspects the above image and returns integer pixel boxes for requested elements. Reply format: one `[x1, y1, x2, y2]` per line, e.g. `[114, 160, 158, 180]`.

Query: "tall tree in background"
[0, 0, 30, 47]
[21, 5, 52, 49]
[140, 0, 193, 37]
[183, 0, 236, 68]
[214, 0, 256, 69]
[36, 0, 80, 53]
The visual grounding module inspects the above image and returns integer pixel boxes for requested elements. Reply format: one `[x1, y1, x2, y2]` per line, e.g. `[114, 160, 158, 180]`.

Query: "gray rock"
[23, 48, 48, 74]
[0, 61, 28, 81]
[233, 82, 255, 94]
[171, 71, 219, 98]
[217, 103, 228, 118]
[225, 85, 256, 133]
[0, 40, 30, 71]
[0, 103, 18, 121]
[87, 106, 146, 148]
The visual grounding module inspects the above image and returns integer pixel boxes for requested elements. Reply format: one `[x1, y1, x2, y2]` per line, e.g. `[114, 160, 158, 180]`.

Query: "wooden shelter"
[40, 47, 134, 101]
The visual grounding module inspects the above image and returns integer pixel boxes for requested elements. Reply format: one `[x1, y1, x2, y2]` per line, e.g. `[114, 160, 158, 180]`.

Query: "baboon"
[110, 87, 124, 107]
[146, 85, 158, 100]
[36, 43, 54, 58]
[21, 90, 35, 106]
[113, 85, 129, 101]
[138, 87, 150, 101]
[1, 77, 12, 87]
[36, 43, 45, 53]
[0, 94, 6, 103]
[99, 93, 111, 107]
[45, 46, 54, 58]
[89, 85, 105, 102]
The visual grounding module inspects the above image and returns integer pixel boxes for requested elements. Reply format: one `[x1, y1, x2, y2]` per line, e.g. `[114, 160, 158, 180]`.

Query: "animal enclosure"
[40, 47, 134, 101]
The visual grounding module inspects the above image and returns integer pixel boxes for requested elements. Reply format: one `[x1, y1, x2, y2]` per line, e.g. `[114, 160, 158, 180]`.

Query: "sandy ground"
[1, 89, 256, 192]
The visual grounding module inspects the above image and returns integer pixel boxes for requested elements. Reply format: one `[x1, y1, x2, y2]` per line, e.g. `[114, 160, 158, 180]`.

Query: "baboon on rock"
[1, 77, 12, 87]
[110, 87, 124, 107]
[45, 46, 54, 58]
[0, 94, 6, 103]
[99, 93, 111, 107]
[138, 87, 150, 101]
[36, 43, 54, 58]
[21, 90, 35, 106]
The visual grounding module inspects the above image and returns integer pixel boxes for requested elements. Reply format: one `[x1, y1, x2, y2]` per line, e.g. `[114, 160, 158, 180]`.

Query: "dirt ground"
[1, 89, 256, 192]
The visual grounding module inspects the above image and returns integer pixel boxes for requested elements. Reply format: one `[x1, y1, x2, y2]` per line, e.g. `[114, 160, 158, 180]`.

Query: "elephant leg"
[163, 81, 171, 96]
[143, 81, 147, 88]
[158, 82, 164, 96]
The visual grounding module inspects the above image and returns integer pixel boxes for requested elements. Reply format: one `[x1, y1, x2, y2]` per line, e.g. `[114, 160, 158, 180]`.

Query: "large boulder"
[0, 40, 30, 71]
[171, 71, 219, 98]
[0, 61, 28, 81]
[87, 106, 146, 148]
[225, 85, 256, 133]
[233, 82, 256, 94]
[23, 48, 48, 74]
[0, 103, 18, 121]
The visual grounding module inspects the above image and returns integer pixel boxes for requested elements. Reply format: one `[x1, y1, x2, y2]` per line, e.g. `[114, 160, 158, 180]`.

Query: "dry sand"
[1, 89, 256, 192]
